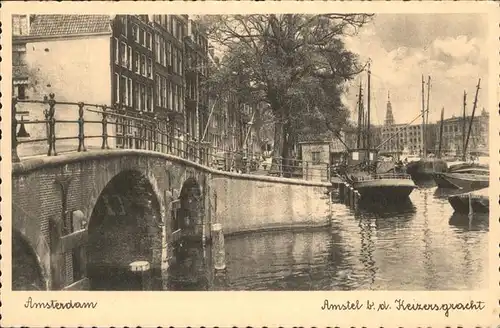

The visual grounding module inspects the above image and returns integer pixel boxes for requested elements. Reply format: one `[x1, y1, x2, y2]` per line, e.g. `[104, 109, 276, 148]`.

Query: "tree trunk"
[271, 120, 284, 175]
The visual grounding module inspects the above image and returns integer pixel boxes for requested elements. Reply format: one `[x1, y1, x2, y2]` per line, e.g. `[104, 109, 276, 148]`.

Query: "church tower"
[385, 91, 395, 125]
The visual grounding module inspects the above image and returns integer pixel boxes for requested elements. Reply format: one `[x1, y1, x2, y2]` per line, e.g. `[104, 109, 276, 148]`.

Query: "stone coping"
[13, 149, 332, 188]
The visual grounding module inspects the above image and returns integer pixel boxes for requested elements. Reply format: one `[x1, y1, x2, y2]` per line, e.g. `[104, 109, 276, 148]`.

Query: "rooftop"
[29, 14, 112, 37]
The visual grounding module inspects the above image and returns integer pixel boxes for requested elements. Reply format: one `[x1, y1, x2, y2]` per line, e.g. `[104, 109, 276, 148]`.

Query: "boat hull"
[448, 188, 489, 214]
[353, 178, 416, 200]
[406, 159, 448, 181]
[433, 172, 489, 191]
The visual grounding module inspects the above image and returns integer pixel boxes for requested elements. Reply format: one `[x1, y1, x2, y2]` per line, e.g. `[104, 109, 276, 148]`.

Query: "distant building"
[379, 95, 436, 155]
[384, 91, 395, 125]
[435, 109, 489, 156]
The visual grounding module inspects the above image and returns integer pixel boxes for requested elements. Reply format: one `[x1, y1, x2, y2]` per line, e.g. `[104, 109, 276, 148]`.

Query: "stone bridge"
[12, 149, 333, 291]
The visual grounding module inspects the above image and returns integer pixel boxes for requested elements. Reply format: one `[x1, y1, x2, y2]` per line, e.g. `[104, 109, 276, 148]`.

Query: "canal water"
[166, 185, 489, 291]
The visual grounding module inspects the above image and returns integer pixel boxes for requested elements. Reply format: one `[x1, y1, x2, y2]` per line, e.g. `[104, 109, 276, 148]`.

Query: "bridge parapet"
[12, 95, 330, 182]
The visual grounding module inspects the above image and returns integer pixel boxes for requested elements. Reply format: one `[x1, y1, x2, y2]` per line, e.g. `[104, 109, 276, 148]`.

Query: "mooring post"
[353, 190, 360, 210]
[339, 183, 344, 201]
[129, 260, 152, 291]
[211, 223, 226, 271]
[468, 192, 474, 225]
[344, 183, 350, 206]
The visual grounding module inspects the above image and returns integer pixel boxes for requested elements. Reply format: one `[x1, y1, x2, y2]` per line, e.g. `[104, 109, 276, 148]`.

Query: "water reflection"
[161, 187, 488, 291]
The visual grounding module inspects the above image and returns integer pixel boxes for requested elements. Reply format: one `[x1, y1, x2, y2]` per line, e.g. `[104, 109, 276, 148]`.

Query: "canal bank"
[210, 173, 333, 235]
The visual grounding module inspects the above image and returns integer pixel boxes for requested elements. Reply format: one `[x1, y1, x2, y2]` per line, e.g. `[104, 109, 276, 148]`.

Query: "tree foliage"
[202, 14, 373, 170]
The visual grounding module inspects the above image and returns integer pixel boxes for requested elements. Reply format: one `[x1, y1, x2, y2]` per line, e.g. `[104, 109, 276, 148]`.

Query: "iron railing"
[353, 173, 413, 182]
[12, 95, 330, 181]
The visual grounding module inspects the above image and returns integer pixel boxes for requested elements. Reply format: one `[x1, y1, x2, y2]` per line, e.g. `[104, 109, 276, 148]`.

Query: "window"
[155, 74, 161, 106]
[134, 51, 140, 73]
[178, 49, 183, 76]
[139, 28, 145, 46]
[172, 50, 177, 73]
[312, 151, 321, 164]
[120, 75, 127, 104]
[120, 42, 127, 67]
[17, 85, 26, 100]
[168, 82, 173, 110]
[127, 46, 132, 70]
[132, 24, 139, 42]
[172, 18, 177, 38]
[147, 86, 153, 112]
[176, 20, 182, 39]
[121, 16, 127, 36]
[146, 32, 152, 50]
[161, 77, 167, 108]
[159, 40, 165, 66]
[114, 73, 120, 103]
[179, 85, 184, 111]
[167, 43, 172, 66]
[163, 40, 168, 66]
[155, 34, 160, 63]
[127, 78, 133, 106]
[134, 82, 140, 110]
[140, 55, 146, 76]
[140, 84, 146, 111]
[114, 38, 119, 64]
[12, 15, 28, 36]
[147, 58, 152, 78]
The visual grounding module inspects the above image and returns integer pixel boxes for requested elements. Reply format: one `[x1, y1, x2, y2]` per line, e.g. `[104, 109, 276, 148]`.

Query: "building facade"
[379, 96, 436, 155]
[435, 109, 489, 156]
[12, 14, 115, 156]
[12, 14, 257, 161]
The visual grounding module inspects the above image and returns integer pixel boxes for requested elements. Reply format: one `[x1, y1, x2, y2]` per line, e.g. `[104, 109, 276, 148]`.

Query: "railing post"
[101, 105, 109, 149]
[12, 97, 20, 163]
[279, 156, 283, 177]
[44, 93, 57, 156]
[77, 102, 87, 152]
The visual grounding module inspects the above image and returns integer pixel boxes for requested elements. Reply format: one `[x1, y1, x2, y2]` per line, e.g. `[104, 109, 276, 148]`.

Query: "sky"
[342, 13, 489, 126]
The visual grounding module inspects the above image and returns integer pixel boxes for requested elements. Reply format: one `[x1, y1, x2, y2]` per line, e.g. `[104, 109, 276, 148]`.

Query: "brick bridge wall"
[12, 149, 331, 290]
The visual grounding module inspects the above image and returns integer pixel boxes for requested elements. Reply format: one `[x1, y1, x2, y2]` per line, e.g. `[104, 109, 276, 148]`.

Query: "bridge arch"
[86, 169, 163, 290]
[12, 229, 48, 291]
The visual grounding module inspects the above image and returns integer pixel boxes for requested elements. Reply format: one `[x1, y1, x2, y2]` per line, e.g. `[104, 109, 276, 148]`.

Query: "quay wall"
[211, 173, 332, 235]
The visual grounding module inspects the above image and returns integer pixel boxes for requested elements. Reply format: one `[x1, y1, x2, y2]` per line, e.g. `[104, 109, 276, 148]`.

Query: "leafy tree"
[202, 14, 373, 174]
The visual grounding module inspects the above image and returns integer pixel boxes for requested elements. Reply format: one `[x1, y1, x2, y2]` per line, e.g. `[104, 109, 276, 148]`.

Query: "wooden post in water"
[349, 187, 355, 209]
[129, 261, 152, 291]
[344, 183, 350, 206]
[468, 192, 474, 225]
[353, 190, 360, 210]
[211, 223, 226, 271]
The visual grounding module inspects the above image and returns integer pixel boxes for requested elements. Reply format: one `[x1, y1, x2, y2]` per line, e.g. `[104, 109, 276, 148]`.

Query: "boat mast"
[462, 90, 467, 161]
[421, 75, 426, 158]
[356, 82, 363, 148]
[425, 76, 431, 158]
[464, 78, 481, 159]
[366, 61, 371, 162]
[438, 107, 444, 159]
